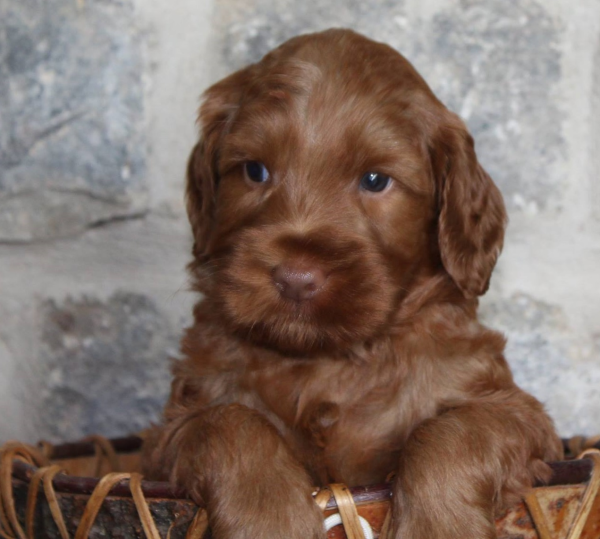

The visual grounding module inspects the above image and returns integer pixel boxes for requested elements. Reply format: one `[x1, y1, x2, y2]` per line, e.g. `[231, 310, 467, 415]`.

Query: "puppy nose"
[272, 264, 327, 302]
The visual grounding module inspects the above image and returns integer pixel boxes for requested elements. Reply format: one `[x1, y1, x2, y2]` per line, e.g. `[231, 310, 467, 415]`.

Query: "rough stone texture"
[480, 293, 600, 436]
[0, 213, 194, 443]
[0, 0, 146, 242]
[219, 0, 406, 71]
[36, 292, 175, 442]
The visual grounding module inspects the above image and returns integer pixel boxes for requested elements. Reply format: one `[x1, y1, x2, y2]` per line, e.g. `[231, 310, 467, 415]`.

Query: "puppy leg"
[391, 392, 562, 539]
[144, 403, 324, 539]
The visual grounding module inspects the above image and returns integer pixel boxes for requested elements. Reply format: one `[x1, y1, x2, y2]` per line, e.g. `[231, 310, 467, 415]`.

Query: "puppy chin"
[230, 314, 366, 356]
[218, 283, 390, 355]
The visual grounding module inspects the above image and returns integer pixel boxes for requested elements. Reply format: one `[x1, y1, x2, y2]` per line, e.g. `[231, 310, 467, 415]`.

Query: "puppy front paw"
[207, 485, 325, 539]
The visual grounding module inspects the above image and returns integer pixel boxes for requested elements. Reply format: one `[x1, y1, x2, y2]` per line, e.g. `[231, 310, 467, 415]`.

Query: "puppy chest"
[295, 401, 409, 484]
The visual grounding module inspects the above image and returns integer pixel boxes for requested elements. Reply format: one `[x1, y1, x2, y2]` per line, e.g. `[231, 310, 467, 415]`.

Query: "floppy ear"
[431, 114, 507, 298]
[186, 67, 255, 259]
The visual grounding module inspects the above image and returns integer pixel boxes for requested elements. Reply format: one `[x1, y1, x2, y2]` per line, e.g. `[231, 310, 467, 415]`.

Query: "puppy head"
[186, 29, 506, 354]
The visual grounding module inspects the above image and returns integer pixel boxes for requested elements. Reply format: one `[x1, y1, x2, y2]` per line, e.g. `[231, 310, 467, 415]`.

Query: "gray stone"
[218, 0, 406, 71]
[36, 292, 176, 442]
[0, 0, 146, 242]
[215, 0, 564, 212]
[480, 292, 600, 437]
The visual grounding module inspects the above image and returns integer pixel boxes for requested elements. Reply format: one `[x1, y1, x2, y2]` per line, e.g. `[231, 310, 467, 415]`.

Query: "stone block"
[0, 0, 146, 242]
[37, 292, 175, 442]
[480, 292, 600, 437]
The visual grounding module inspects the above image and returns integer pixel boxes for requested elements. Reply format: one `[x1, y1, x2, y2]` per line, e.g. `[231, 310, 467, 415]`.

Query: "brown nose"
[272, 264, 327, 302]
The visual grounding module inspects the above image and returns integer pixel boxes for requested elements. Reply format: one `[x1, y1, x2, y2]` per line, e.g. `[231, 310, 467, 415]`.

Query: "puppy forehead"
[231, 92, 421, 151]
[226, 53, 432, 175]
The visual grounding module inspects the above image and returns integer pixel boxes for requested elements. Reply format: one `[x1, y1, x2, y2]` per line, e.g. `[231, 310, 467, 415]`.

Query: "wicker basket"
[1, 435, 599, 539]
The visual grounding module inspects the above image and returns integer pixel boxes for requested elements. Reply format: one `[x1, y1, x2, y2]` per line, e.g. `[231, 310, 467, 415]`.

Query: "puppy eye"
[244, 161, 270, 183]
[359, 172, 391, 193]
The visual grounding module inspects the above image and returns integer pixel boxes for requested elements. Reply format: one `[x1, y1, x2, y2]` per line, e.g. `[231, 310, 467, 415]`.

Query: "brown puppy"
[143, 29, 562, 539]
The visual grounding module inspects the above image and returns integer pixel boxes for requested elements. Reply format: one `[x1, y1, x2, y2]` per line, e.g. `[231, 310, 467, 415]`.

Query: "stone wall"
[1, 0, 599, 443]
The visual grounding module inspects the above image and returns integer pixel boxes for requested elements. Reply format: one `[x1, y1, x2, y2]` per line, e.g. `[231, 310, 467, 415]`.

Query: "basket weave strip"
[524, 489, 554, 539]
[27, 466, 48, 538]
[28, 466, 69, 539]
[36, 442, 53, 462]
[378, 505, 393, 539]
[185, 508, 209, 539]
[0, 438, 171, 539]
[0, 522, 17, 539]
[81, 436, 120, 476]
[567, 436, 600, 457]
[566, 449, 600, 539]
[524, 448, 600, 539]
[129, 473, 161, 539]
[0, 443, 48, 539]
[74, 472, 133, 538]
[329, 483, 365, 539]
[313, 486, 331, 511]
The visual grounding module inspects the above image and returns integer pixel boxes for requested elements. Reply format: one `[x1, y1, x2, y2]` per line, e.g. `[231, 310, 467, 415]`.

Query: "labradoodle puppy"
[143, 29, 562, 539]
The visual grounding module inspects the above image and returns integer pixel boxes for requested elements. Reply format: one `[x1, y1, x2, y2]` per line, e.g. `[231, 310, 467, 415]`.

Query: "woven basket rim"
[3, 436, 600, 539]
[9, 435, 599, 506]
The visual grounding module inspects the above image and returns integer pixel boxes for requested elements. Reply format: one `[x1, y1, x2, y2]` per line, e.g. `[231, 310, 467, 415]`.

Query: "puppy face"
[187, 30, 506, 354]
